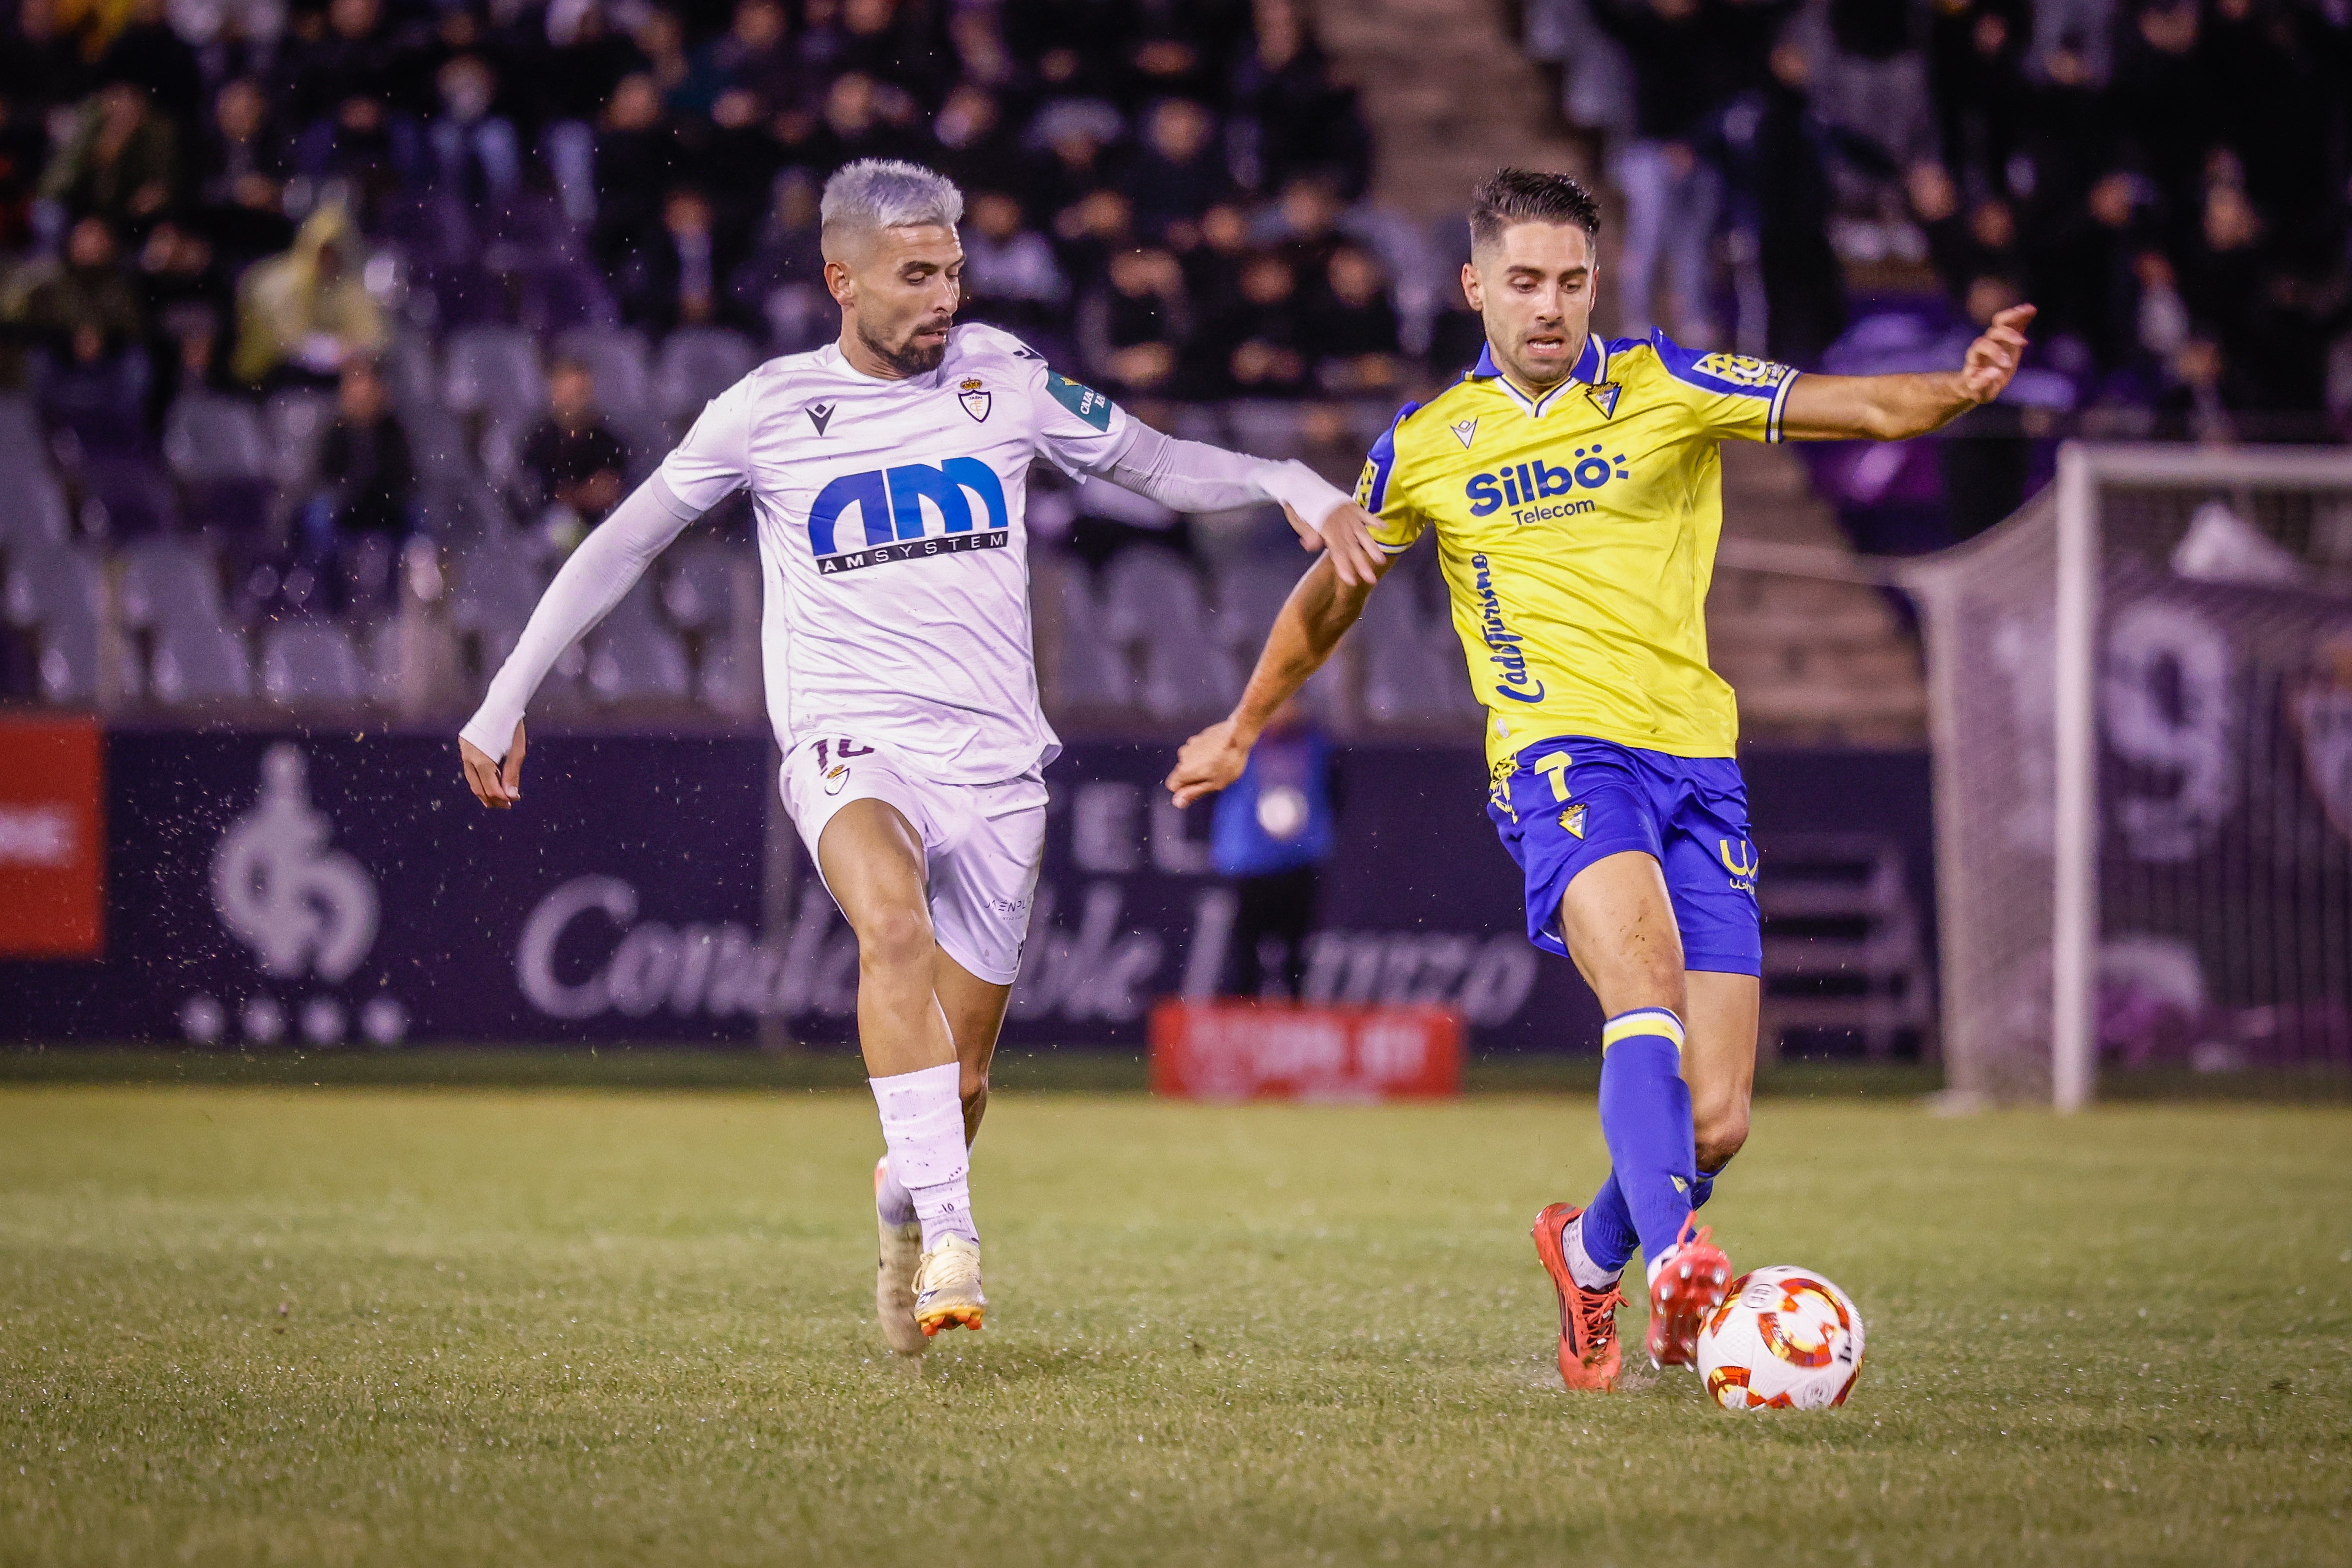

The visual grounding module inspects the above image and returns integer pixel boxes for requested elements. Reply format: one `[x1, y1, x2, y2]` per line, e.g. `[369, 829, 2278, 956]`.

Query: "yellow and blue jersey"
[1355, 331, 1799, 769]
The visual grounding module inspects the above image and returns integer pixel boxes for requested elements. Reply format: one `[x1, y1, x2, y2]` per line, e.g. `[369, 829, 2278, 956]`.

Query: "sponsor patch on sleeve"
[1045, 370, 1115, 431]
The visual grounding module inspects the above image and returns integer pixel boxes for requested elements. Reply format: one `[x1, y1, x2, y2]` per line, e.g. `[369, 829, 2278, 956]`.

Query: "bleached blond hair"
[819, 159, 964, 252]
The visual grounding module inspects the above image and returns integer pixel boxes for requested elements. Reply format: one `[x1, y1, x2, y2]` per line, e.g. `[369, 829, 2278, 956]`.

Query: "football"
[1695, 1266, 1866, 1411]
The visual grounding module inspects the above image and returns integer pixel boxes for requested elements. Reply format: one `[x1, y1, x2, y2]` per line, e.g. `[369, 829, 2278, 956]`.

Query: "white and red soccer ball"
[1695, 1266, 1866, 1411]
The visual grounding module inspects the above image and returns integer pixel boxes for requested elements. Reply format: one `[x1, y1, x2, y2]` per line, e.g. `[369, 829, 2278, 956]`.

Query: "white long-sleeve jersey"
[460, 323, 1348, 784]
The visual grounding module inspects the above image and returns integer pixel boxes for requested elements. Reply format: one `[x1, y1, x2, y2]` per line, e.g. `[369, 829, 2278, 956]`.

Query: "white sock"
[1645, 1242, 1682, 1290]
[875, 1158, 916, 1229]
[869, 1061, 977, 1252]
[1563, 1212, 1623, 1292]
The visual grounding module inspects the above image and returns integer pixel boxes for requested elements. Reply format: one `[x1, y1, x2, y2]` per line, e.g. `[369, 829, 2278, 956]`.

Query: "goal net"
[1907, 444, 2352, 1107]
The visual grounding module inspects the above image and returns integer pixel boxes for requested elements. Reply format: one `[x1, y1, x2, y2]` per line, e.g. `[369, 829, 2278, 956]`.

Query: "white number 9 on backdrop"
[2102, 599, 2237, 862]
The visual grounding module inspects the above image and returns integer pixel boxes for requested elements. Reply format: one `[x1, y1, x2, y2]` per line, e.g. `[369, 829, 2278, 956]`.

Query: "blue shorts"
[1486, 736, 1762, 976]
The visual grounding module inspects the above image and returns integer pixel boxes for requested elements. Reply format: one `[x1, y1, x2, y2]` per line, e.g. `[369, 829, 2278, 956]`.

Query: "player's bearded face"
[1465, 222, 1598, 393]
[850, 225, 964, 377]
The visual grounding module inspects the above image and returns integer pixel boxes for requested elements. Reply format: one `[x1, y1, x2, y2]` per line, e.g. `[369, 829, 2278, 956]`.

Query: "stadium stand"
[0, 0, 2343, 744]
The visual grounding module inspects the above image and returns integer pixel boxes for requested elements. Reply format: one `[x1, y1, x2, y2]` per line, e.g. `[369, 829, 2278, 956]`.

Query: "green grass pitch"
[3, 1081, 2348, 1566]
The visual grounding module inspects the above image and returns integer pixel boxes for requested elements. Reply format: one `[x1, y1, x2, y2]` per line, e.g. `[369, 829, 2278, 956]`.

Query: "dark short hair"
[1468, 168, 1601, 252]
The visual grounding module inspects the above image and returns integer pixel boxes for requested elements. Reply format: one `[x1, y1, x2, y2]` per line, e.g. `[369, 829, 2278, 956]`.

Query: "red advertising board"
[1149, 1000, 1462, 1102]
[0, 715, 105, 958]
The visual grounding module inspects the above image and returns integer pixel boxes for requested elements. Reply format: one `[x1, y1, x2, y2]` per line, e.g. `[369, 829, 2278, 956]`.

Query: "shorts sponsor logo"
[1719, 836, 1758, 892]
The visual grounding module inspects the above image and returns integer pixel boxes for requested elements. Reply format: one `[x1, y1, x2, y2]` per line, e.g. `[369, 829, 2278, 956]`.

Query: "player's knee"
[1694, 1105, 1749, 1173]
[853, 903, 933, 972]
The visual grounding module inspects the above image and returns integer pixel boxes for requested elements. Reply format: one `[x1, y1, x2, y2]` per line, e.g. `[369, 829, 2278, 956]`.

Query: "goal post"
[1909, 441, 2352, 1109]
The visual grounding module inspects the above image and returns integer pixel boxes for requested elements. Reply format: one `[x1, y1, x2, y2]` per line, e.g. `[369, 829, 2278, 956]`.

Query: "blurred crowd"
[1530, 0, 2352, 438]
[0, 0, 1400, 470]
[0, 0, 2345, 581]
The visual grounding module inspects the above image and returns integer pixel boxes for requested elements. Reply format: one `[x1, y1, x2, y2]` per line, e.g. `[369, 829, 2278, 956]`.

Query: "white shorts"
[779, 734, 1048, 986]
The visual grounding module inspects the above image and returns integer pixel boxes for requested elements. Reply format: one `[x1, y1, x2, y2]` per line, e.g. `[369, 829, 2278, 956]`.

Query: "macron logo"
[806, 404, 836, 436]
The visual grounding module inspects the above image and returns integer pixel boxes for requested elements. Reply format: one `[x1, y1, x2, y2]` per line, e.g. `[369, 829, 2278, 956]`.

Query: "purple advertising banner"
[0, 731, 1932, 1052]
[0, 731, 771, 1045]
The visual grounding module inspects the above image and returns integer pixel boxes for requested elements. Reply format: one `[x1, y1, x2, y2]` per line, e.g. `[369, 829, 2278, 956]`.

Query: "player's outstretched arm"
[1093, 425, 1386, 587]
[455, 475, 701, 808]
[1779, 304, 2035, 442]
[1166, 551, 1386, 806]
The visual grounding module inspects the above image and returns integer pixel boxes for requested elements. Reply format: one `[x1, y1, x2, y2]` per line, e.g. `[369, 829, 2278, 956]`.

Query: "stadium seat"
[0, 466, 72, 549]
[1103, 548, 1239, 719]
[338, 532, 401, 617]
[1034, 557, 1131, 710]
[444, 326, 547, 437]
[0, 394, 42, 463]
[1357, 579, 1469, 722]
[149, 615, 255, 703]
[366, 618, 413, 704]
[162, 394, 275, 533]
[2, 544, 105, 703]
[0, 394, 69, 544]
[654, 329, 760, 430]
[1076, 475, 1180, 531]
[659, 540, 739, 633]
[58, 444, 181, 539]
[260, 619, 370, 703]
[163, 395, 269, 484]
[119, 539, 229, 631]
[449, 539, 544, 671]
[1212, 557, 1299, 649]
[406, 401, 486, 495]
[554, 325, 668, 464]
[585, 580, 690, 702]
[693, 631, 761, 715]
[515, 257, 620, 339]
[1224, 401, 1309, 461]
[262, 390, 337, 497]
[371, 332, 437, 410]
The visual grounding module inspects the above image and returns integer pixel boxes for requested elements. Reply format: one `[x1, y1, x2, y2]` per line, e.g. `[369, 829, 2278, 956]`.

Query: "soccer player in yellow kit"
[1168, 169, 2032, 1391]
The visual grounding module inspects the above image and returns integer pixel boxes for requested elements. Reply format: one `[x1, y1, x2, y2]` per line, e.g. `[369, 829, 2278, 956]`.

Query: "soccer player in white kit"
[456, 159, 1385, 1356]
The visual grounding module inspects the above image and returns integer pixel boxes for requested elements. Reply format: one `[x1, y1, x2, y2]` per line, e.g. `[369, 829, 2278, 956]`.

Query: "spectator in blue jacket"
[1211, 699, 1337, 1001]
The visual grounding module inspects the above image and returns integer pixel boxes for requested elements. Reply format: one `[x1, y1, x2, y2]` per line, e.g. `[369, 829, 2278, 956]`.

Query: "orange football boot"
[1645, 1216, 1732, 1368]
[1531, 1202, 1625, 1391]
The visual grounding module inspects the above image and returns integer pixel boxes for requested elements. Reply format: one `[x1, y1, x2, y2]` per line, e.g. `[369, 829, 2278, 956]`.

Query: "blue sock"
[1580, 1171, 1638, 1275]
[1691, 1153, 1730, 1212]
[1596, 1008, 1696, 1264]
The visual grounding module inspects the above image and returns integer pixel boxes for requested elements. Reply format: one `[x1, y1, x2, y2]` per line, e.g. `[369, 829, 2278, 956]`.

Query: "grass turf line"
[2, 1089, 2347, 1566]
[0, 1045, 1954, 1099]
